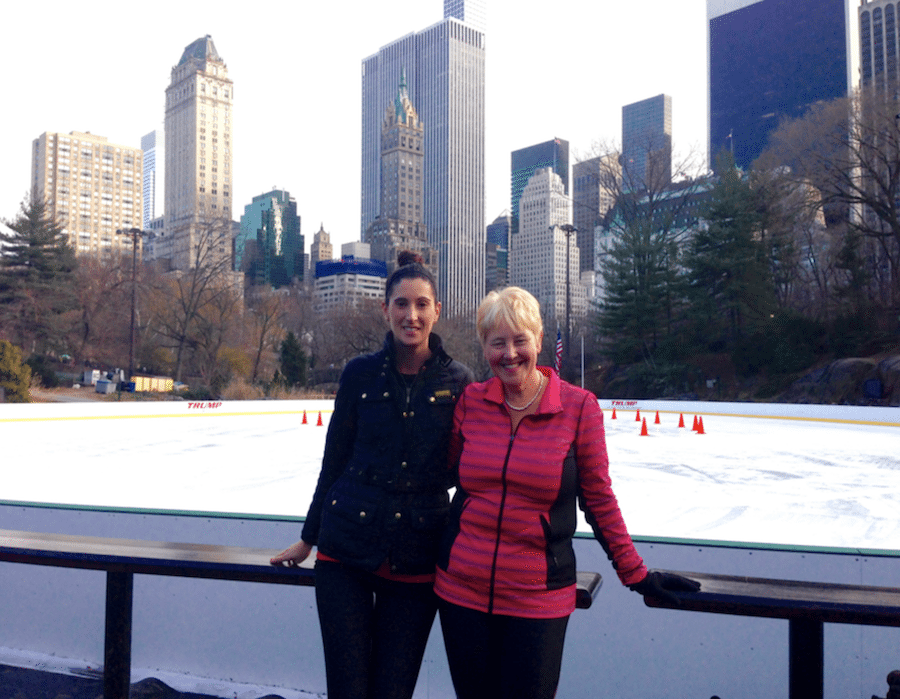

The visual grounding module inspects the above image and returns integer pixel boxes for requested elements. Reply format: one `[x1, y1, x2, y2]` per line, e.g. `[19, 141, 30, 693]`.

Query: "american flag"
[554, 328, 563, 373]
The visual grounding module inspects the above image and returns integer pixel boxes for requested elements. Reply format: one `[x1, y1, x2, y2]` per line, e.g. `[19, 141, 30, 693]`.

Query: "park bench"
[0, 528, 601, 699]
[642, 569, 900, 699]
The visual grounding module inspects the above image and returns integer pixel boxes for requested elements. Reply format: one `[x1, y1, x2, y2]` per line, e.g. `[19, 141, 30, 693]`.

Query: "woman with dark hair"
[272, 251, 473, 699]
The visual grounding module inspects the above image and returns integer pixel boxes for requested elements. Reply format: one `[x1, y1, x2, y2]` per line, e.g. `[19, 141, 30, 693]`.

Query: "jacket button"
[395, 512, 402, 519]
[360, 511, 366, 518]
[429, 396, 435, 403]
[400, 461, 408, 468]
[383, 391, 390, 398]
[331, 499, 337, 505]
[409, 411, 415, 417]
[402, 412, 407, 418]
[361, 393, 367, 399]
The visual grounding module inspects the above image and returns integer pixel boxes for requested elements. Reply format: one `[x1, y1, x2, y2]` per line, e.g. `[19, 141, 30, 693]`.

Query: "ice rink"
[2, 398, 898, 552]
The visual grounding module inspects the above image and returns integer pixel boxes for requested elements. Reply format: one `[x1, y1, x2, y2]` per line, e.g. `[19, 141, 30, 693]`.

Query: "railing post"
[105, 571, 134, 699]
[789, 618, 823, 699]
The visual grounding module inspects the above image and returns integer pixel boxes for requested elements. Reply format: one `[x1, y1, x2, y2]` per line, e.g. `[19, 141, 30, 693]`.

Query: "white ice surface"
[1, 399, 898, 551]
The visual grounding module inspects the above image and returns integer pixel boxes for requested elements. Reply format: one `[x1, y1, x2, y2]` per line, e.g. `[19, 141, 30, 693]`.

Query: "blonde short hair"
[476, 286, 543, 346]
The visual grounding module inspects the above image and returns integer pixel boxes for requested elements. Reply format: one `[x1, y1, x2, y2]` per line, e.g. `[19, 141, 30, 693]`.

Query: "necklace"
[504, 373, 544, 411]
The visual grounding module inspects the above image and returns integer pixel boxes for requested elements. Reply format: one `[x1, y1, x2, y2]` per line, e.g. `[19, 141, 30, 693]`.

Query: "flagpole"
[581, 333, 584, 388]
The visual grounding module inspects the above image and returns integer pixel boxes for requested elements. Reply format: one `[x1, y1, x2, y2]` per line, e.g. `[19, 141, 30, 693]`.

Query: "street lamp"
[550, 223, 577, 378]
[116, 227, 154, 382]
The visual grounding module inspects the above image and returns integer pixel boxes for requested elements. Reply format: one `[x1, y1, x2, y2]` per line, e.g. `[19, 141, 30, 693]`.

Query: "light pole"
[551, 224, 577, 378]
[116, 228, 153, 382]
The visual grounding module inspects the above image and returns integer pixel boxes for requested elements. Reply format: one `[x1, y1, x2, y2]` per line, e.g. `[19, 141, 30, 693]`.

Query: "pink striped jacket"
[435, 367, 647, 619]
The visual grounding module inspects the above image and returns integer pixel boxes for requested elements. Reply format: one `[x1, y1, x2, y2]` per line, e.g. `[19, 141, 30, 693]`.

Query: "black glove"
[628, 570, 701, 605]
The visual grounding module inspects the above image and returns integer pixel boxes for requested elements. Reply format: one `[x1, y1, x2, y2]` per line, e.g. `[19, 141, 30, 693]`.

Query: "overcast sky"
[1, 0, 708, 252]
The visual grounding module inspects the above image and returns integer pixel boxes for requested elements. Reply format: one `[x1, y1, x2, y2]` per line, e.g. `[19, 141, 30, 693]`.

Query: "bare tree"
[760, 87, 900, 313]
[145, 219, 237, 382]
[245, 286, 287, 382]
[70, 255, 132, 366]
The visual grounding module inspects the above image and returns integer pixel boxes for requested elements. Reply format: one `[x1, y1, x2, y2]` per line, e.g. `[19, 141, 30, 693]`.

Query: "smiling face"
[483, 321, 543, 391]
[382, 277, 441, 351]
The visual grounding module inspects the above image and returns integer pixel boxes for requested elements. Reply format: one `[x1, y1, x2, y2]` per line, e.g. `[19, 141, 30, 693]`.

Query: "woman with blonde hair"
[435, 286, 697, 699]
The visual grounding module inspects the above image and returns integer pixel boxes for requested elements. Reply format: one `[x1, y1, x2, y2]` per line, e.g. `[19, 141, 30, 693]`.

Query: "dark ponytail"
[384, 250, 438, 303]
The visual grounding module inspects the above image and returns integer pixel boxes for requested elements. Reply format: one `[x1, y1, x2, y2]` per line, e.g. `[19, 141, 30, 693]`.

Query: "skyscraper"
[237, 189, 303, 287]
[310, 224, 334, 267]
[708, 0, 859, 170]
[572, 153, 619, 272]
[365, 72, 437, 278]
[443, 0, 486, 32]
[510, 168, 584, 325]
[141, 129, 164, 230]
[510, 139, 569, 237]
[31, 130, 142, 258]
[621, 94, 671, 191]
[361, 2, 485, 315]
[860, 0, 900, 95]
[162, 35, 234, 270]
[485, 211, 510, 291]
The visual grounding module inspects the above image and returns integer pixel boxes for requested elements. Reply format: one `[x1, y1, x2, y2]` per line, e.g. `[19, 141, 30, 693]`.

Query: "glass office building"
[361, 5, 485, 316]
[708, 0, 858, 170]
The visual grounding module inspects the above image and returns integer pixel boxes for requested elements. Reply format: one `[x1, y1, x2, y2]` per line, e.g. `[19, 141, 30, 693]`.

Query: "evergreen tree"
[598, 219, 686, 362]
[0, 340, 32, 403]
[0, 192, 77, 353]
[685, 155, 776, 349]
[279, 331, 307, 387]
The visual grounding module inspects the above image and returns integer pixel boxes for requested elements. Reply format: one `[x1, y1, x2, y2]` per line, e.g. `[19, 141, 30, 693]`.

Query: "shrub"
[26, 354, 61, 388]
[0, 340, 32, 403]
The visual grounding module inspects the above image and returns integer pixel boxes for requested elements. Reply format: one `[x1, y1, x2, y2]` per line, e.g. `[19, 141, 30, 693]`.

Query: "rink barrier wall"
[0, 503, 898, 698]
[3, 397, 898, 426]
[600, 399, 900, 426]
[0, 527, 601, 699]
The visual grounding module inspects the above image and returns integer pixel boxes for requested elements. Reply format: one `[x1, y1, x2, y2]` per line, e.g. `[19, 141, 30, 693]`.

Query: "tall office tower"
[621, 94, 672, 192]
[361, 3, 485, 315]
[708, 0, 858, 170]
[443, 0, 486, 32]
[31, 131, 143, 258]
[485, 211, 510, 291]
[162, 35, 234, 270]
[510, 168, 584, 325]
[237, 189, 303, 287]
[310, 224, 334, 267]
[365, 73, 437, 278]
[141, 129, 164, 230]
[860, 0, 900, 95]
[572, 153, 619, 273]
[510, 138, 569, 236]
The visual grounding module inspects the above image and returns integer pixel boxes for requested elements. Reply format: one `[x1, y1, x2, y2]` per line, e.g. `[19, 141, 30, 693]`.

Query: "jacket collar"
[484, 366, 563, 415]
[383, 332, 450, 370]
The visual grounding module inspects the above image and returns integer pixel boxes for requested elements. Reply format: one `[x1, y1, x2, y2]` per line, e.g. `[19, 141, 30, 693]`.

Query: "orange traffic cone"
[635, 409, 641, 422]
[654, 411, 661, 425]
[640, 418, 649, 436]
[678, 413, 685, 428]
[611, 408, 617, 420]
[302, 410, 307, 425]
[692, 414, 699, 431]
[696, 416, 706, 434]
[317, 411, 323, 426]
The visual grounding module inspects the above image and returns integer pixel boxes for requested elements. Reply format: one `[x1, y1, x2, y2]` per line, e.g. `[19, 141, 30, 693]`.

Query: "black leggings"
[314, 559, 437, 699]
[438, 599, 570, 699]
